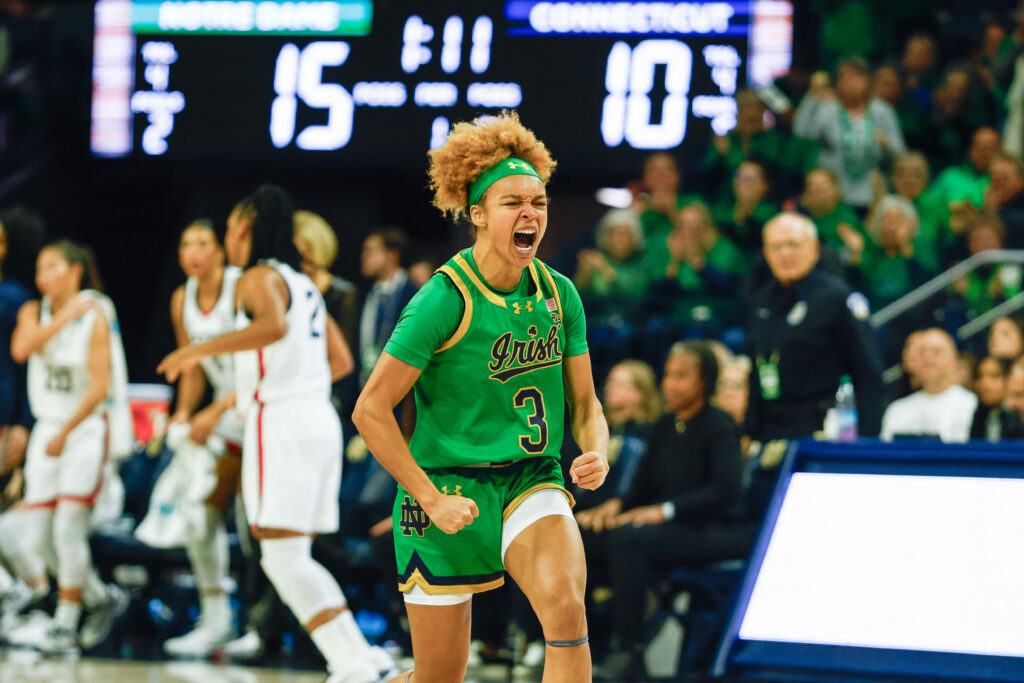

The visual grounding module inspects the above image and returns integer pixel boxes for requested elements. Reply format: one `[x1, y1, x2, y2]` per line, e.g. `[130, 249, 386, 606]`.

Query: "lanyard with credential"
[755, 275, 815, 401]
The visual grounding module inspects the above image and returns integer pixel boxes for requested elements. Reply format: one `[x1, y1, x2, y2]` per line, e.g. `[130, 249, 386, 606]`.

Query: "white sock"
[336, 609, 372, 657]
[53, 504, 92, 590]
[199, 592, 230, 629]
[310, 616, 372, 678]
[54, 600, 82, 631]
[186, 506, 228, 593]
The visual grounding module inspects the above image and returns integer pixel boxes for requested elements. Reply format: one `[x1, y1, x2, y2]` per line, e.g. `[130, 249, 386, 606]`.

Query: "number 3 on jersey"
[513, 387, 548, 454]
[307, 289, 325, 339]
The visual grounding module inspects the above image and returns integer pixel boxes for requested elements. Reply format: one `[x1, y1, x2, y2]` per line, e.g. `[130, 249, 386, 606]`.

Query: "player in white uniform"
[10, 241, 120, 653]
[163, 219, 246, 656]
[159, 185, 397, 683]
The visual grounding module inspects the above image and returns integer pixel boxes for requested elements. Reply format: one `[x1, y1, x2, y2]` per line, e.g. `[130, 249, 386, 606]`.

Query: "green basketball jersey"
[384, 249, 588, 468]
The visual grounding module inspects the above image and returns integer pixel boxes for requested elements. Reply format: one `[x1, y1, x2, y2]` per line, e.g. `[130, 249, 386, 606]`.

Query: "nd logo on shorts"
[399, 496, 431, 537]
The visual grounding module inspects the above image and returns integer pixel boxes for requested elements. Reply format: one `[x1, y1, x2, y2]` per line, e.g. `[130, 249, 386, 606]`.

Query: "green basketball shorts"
[393, 455, 574, 596]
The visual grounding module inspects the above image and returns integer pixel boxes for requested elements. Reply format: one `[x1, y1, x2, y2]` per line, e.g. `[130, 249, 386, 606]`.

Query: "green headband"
[467, 158, 542, 208]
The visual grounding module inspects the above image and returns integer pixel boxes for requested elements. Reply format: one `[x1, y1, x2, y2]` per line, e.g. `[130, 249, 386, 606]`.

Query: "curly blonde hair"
[428, 111, 557, 221]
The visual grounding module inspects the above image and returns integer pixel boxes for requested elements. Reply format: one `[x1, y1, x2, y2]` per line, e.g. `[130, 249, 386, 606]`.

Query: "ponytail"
[234, 184, 302, 270]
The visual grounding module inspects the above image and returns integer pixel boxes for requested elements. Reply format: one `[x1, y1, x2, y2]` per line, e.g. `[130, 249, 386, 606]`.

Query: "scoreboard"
[90, 0, 792, 170]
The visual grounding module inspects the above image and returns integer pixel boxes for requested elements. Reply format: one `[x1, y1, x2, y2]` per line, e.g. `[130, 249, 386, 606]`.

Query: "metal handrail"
[869, 249, 1024, 328]
[957, 291, 1024, 340]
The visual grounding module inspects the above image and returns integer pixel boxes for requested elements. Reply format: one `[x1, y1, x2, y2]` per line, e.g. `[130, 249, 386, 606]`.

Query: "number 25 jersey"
[234, 261, 330, 409]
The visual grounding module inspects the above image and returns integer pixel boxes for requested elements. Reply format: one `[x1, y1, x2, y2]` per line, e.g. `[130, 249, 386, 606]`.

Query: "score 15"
[270, 41, 354, 151]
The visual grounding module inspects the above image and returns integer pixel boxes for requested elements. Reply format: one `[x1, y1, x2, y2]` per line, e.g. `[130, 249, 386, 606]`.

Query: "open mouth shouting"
[513, 228, 538, 255]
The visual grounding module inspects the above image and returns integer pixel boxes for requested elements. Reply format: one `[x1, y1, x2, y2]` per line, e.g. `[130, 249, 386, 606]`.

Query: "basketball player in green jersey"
[354, 112, 609, 683]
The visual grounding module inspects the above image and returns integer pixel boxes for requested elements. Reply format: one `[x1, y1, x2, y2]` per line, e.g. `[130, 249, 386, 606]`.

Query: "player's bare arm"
[158, 265, 289, 381]
[564, 352, 610, 490]
[325, 313, 354, 382]
[11, 297, 97, 363]
[169, 284, 208, 422]
[353, 352, 479, 534]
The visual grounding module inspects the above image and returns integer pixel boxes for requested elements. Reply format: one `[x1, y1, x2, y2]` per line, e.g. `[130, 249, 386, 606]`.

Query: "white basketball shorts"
[242, 398, 342, 534]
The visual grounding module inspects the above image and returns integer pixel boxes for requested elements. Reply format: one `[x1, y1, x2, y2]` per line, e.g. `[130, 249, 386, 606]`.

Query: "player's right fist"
[425, 494, 479, 534]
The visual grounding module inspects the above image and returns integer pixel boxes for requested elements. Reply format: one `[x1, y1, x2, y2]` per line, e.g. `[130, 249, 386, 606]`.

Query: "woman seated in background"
[970, 356, 1024, 441]
[574, 359, 661, 519]
[952, 213, 1022, 319]
[584, 341, 754, 680]
[574, 208, 650, 327]
[988, 316, 1024, 362]
[857, 195, 939, 310]
[713, 159, 780, 255]
[648, 201, 745, 329]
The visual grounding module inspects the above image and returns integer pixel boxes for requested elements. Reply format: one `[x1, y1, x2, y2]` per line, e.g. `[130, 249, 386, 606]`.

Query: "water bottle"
[834, 375, 858, 442]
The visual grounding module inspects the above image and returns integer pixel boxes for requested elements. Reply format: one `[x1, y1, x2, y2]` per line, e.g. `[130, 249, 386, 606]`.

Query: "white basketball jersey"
[27, 298, 101, 422]
[234, 261, 330, 410]
[182, 266, 242, 400]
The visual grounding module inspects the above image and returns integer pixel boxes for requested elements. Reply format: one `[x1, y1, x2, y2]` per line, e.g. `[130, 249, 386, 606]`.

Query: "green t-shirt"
[384, 249, 588, 468]
[639, 193, 703, 249]
[811, 203, 863, 251]
[929, 164, 989, 211]
[574, 251, 650, 324]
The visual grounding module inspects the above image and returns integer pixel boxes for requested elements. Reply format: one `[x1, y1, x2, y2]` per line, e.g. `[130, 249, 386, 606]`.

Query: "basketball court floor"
[0, 651, 530, 682]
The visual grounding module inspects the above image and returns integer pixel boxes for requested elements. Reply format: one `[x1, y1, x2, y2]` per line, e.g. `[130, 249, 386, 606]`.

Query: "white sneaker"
[0, 581, 34, 637]
[80, 583, 130, 650]
[5, 610, 52, 648]
[222, 627, 262, 660]
[164, 616, 237, 657]
[37, 624, 80, 656]
[367, 644, 401, 680]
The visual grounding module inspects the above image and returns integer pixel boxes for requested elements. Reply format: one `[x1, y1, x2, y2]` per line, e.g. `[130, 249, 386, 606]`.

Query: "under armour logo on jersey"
[507, 160, 530, 171]
[399, 496, 431, 537]
[441, 485, 462, 496]
[512, 301, 534, 315]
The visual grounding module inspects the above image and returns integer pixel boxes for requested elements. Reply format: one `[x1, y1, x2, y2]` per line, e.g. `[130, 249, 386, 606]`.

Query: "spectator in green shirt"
[858, 195, 939, 310]
[713, 159, 780, 256]
[634, 152, 701, 251]
[648, 201, 746, 326]
[800, 167, 866, 265]
[891, 152, 949, 265]
[575, 208, 650, 326]
[930, 127, 1001, 241]
[700, 90, 815, 203]
[952, 212, 1023, 319]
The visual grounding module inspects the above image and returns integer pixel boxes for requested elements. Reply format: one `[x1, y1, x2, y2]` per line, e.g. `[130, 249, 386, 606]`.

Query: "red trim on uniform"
[225, 440, 243, 455]
[22, 500, 57, 510]
[256, 402, 265, 527]
[254, 348, 265, 402]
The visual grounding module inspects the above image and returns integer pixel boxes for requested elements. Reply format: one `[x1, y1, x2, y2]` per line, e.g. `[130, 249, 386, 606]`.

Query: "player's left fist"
[570, 451, 608, 490]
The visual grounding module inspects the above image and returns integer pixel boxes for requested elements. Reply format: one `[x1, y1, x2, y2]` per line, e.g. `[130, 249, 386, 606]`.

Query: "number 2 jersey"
[383, 249, 588, 469]
[233, 260, 331, 410]
[27, 297, 102, 423]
